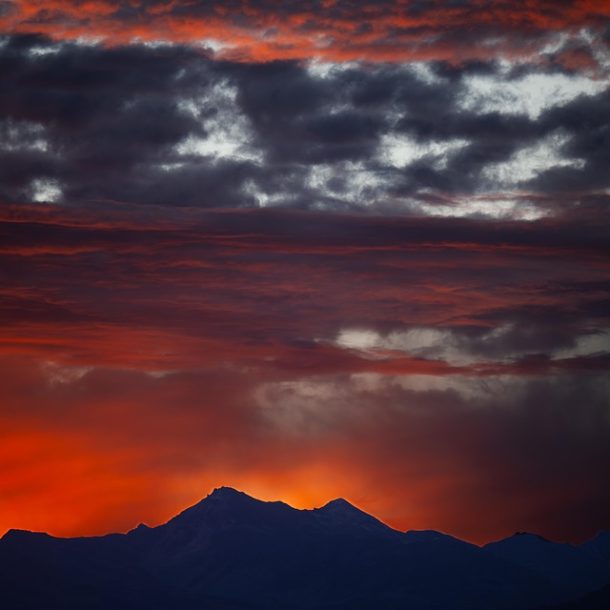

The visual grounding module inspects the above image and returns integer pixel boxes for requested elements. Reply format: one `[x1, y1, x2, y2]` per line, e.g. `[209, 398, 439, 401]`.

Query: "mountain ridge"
[1, 487, 609, 610]
[4, 487, 607, 546]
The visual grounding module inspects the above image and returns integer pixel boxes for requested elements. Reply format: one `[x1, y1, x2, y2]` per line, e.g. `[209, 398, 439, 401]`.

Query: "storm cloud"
[1, 32, 609, 218]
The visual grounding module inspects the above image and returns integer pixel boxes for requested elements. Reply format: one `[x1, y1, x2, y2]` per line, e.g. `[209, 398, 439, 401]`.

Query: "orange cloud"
[2, 1, 610, 64]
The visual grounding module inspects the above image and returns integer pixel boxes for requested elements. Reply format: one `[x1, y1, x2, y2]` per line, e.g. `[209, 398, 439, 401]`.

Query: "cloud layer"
[1, 33, 609, 218]
[2, 0, 610, 64]
[1, 204, 609, 542]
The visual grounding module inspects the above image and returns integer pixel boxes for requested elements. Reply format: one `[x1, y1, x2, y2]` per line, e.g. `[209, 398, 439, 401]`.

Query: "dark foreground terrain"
[1, 487, 609, 610]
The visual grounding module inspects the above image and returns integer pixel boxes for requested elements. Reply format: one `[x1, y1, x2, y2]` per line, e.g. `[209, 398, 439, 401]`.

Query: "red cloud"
[2, 1, 610, 64]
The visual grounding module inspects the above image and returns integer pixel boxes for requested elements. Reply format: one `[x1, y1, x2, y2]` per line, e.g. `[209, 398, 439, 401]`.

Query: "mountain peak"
[321, 497, 357, 511]
[184, 486, 254, 511]
[511, 531, 549, 542]
[316, 497, 395, 535]
[163, 486, 290, 531]
[208, 486, 246, 499]
[1, 529, 51, 542]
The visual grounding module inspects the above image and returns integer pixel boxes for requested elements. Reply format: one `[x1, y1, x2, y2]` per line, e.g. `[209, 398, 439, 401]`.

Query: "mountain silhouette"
[484, 531, 609, 600]
[1, 487, 609, 610]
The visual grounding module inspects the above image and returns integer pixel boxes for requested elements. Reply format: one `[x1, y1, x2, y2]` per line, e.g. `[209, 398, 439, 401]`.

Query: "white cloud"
[335, 324, 610, 368]
[255, 377, 351, 435]
[30, 178, 62, 203]
[1, 120, 49, 153]
[242, 179, 287, 208]
[197, 38, 235, 54]
[306, 60, 360, 80]
[306, 160, 387, 205]
[175, 81, 263, 163]
[482, 132, 585, 186]
[554, 330, 610, 360]
[336, 326, 481, 366]
[413, 195, 549, 221]
[334, 324, 610, 370]
[254, 371, 532, 436]
[27, 44, 61, 57]
[460, 71, 607, 120]
[378, 133, 469, 170]
[409, 62, 444, 85]
[355, 371, 524, 403]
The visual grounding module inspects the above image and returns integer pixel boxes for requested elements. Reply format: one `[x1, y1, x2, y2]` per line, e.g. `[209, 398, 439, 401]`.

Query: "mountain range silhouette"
[1, 487, 609, 610]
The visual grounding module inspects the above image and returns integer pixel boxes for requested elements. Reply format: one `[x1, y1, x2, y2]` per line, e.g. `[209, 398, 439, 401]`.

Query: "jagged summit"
[198, 486, 293, 508]
[319, 497, 359, 511]
[2, 529, 29, 540]
[511, 531, 550, 542]
[207, 486, 250, 501]
[204, 490, 363, 514]
[163, 486, 296, 532]
[2, 528, 50, 541]
[177, 486, 262, 514]
[158, 487, 397, 538]
[315, 496, 395, 534]
[187, 488, 365, 517]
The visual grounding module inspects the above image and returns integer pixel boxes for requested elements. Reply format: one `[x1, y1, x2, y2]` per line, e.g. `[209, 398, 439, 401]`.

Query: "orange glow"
[1, 205, 609, 543]
[2, 1, 610, 64]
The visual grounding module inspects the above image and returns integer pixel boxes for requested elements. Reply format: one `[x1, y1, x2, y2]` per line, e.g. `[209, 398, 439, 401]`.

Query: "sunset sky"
[1, 0, 609, 545]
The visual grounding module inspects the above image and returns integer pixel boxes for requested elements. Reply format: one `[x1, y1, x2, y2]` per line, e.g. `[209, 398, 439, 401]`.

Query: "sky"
[0, 0, 609, 545]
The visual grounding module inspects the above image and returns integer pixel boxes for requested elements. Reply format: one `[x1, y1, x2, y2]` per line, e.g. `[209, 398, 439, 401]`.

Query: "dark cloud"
[255, 369, 610, 542]
[531, 90, 610, 193]
[1, 34, 608, 216]
[1, 203, 608, 374]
